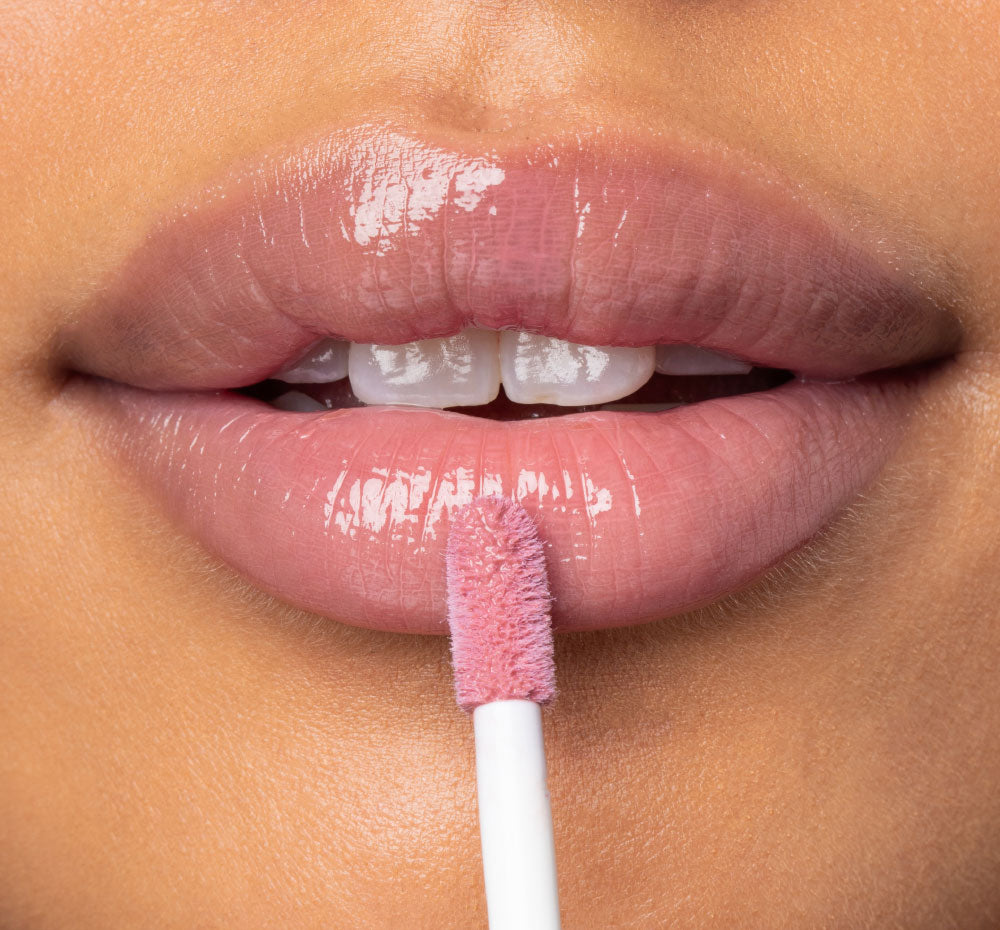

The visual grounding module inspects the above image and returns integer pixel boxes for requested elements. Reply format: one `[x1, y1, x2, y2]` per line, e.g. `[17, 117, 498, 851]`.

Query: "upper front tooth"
[348, 329, 501, 407]
[655, 345, 752, 376]
[499, 332, 655, 405]
[274, 339, 350, 383]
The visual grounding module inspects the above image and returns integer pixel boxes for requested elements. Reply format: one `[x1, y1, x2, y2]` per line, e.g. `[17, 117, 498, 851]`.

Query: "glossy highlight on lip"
[324, 464, 613, 544]
[57, 125, 960, 633]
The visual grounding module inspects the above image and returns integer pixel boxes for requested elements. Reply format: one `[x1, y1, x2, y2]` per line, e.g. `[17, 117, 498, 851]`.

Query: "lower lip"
[64, 373, 919, 633]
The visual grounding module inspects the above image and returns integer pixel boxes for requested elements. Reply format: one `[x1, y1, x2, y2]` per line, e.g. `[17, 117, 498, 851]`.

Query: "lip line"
[59, 124, 961, 393]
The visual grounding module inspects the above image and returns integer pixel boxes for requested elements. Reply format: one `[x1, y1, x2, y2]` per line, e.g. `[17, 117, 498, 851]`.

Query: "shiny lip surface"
[58, 126, 959, 633]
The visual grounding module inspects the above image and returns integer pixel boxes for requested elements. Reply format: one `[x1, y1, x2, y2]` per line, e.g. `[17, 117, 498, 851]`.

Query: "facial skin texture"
[2, 2, 999, 927]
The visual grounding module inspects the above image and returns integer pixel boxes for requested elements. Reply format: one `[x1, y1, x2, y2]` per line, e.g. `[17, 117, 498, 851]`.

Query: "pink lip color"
[58, 127, 958, 633]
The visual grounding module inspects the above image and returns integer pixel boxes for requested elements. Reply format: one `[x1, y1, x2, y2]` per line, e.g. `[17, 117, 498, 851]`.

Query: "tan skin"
[2, 2, 999, 927]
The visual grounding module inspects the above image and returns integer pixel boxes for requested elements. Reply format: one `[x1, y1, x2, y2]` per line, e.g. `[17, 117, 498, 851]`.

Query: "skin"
[2, 1, 999, 926]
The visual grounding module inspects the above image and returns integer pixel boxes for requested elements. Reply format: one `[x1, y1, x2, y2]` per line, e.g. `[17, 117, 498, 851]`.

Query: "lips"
[56, 126, 959, 633]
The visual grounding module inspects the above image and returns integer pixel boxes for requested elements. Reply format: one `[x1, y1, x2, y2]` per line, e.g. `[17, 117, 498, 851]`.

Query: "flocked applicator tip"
[446, 494, 556, 712]
[446, 495, 561, 930]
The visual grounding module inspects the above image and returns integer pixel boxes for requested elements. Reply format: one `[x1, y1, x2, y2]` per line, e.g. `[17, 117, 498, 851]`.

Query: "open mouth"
[55, 127, 960, 634]
[240, 331, 792, 418]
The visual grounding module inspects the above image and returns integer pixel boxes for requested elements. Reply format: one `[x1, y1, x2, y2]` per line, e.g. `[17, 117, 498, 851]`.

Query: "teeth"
[499, 332, 655, 405]
[348, 329, 501, 408]
[274, 339, 350, 383]
[267, 331, 758, 411]
[271, 390, 327, 412]
[654, 345, 752, 376]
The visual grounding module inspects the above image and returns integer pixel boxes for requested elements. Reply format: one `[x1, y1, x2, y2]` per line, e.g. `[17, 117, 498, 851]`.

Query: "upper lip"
[60, 125, 959, 392]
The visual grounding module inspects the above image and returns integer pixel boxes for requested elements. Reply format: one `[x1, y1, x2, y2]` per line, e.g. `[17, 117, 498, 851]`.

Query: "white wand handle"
[473, 699, 561, 930]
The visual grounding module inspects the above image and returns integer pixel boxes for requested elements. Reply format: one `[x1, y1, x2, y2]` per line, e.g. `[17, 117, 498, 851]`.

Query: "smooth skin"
[2, 2, 999, 927]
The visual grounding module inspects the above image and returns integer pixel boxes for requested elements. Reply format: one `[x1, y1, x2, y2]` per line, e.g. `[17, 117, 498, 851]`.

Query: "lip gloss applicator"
[446, 495, 561, 930]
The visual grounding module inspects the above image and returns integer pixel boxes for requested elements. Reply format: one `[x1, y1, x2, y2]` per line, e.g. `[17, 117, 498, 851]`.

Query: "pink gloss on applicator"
[446, 496, 561, 930]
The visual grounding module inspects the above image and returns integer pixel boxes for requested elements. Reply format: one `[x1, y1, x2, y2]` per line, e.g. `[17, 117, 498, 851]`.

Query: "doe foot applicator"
[446, 495, 561, 930]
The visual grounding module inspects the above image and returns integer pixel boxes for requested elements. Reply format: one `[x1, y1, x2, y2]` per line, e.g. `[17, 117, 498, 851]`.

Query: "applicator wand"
[446, 495, 561, 930]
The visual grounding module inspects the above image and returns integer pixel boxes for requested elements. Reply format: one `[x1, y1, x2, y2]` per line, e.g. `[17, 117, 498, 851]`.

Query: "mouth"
[56, 126, 960, 634]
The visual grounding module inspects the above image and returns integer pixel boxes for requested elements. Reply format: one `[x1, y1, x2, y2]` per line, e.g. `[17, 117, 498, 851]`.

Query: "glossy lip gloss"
[54, 126, 960, 633]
